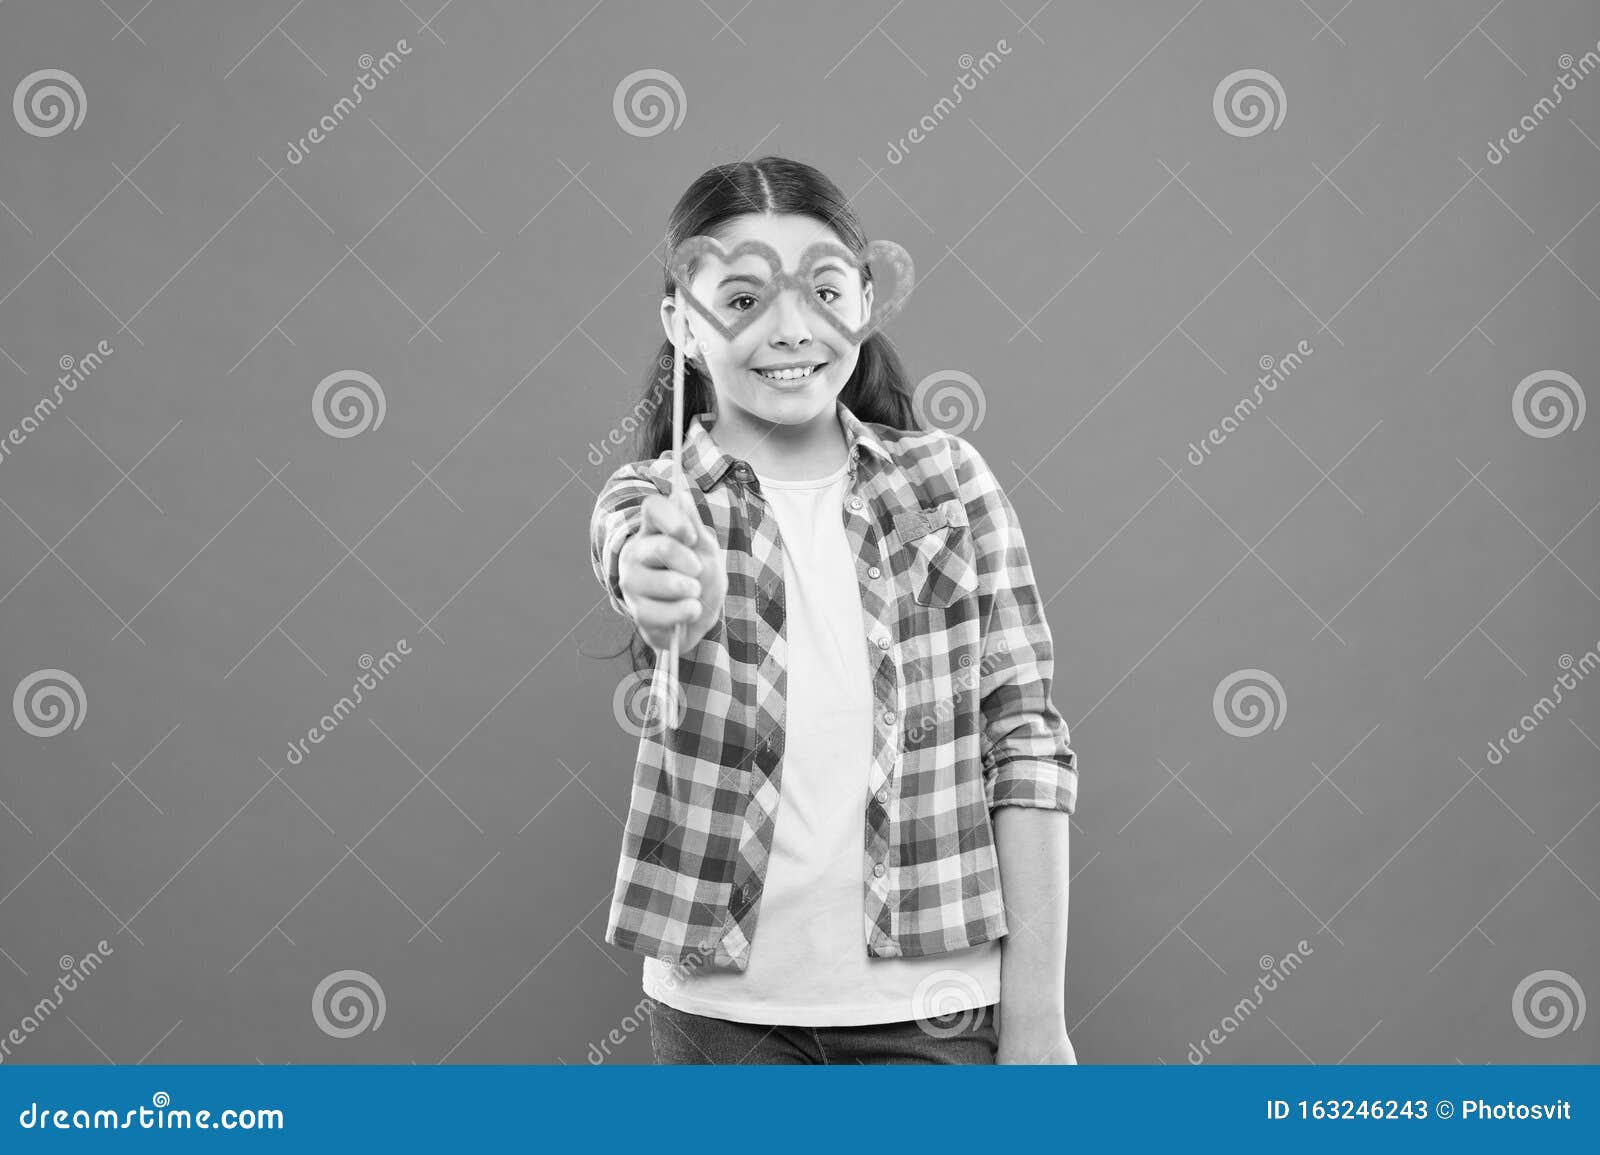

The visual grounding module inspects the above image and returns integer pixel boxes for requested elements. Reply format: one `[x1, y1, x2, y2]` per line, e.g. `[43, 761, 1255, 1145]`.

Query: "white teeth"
[756, 365, 817, 381]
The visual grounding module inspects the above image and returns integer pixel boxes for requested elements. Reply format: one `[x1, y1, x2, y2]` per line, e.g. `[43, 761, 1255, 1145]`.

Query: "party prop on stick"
[647, 237, 916, 743]
[666, 236, 915, 346]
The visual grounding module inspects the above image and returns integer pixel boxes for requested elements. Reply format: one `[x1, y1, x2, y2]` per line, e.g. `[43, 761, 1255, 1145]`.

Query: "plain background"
[0, 0, 1596, 1064]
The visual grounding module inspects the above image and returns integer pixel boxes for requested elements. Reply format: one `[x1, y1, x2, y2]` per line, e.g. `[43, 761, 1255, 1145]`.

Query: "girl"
[589, 156, 1079, 1064]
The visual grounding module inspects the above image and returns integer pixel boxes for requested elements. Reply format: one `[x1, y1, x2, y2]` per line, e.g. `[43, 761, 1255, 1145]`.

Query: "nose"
[766, 285, 814, 349]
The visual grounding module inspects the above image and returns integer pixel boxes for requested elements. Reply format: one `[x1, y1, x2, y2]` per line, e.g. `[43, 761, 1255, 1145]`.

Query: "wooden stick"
[653, 290, 688, 737]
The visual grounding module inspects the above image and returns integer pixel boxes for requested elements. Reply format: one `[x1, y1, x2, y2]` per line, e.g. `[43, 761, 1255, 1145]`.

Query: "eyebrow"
[716, 260, 850, 288]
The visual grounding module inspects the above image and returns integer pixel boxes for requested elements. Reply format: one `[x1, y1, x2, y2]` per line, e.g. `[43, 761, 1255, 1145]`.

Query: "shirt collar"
[680, 398, 892, 492]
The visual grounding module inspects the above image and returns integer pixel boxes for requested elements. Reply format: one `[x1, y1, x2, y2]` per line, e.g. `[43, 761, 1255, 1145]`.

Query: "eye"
[728, 293, 758, 311]
[816, 286, 841, 305]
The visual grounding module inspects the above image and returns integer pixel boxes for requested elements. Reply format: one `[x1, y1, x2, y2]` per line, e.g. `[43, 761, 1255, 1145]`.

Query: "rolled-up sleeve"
[955, 435, 1079, 817]
[589, 463, 666, 618]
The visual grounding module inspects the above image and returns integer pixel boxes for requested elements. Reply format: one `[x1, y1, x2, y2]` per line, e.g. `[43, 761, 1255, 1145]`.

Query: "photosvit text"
[1265, 1098, 1572, 1121]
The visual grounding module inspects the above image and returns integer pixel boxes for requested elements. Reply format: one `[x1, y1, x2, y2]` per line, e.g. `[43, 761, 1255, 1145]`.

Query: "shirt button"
[875, 635, 890, 651]
[881, 709, 895, 725]
[867, 566, 881, 579]
[875, 787, 889, 804]
[872, 862, 886, 878]
[850, 497, 863, 510]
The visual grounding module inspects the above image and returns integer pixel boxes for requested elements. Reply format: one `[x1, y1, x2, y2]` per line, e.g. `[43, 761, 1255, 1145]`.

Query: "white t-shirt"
[642, 458, 1001, 1025]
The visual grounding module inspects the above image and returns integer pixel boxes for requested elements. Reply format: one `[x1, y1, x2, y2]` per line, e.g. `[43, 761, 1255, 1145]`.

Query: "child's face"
[663, 212, 874, 429]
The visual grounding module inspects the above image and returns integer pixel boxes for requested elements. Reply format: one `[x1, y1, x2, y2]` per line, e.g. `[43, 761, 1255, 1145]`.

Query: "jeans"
[648, 1001, 999, 1064]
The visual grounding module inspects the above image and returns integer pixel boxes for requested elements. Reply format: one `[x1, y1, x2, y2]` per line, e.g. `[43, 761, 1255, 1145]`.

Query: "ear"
[661, 295, 699, 356]
[862, 278, 875, 322]
[659, 296, 679, 346]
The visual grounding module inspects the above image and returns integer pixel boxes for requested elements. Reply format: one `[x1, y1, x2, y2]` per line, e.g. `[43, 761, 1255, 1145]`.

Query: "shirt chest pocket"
[891, 500, 979, 608]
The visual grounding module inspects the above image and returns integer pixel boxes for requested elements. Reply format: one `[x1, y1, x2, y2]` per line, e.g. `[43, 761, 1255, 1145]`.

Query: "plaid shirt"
[589, 398, 1078, 972]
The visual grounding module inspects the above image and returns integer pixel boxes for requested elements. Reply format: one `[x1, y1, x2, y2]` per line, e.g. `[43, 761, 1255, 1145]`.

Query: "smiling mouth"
[753, 363, 825, 383]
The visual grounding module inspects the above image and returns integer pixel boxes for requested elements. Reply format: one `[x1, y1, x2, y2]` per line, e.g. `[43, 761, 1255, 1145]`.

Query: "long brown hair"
[604, 155, 924, 675]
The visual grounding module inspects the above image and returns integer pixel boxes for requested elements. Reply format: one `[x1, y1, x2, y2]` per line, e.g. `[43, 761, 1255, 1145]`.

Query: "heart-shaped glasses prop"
[666, 235, 916, 347]
[648, 236, 916, 744]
